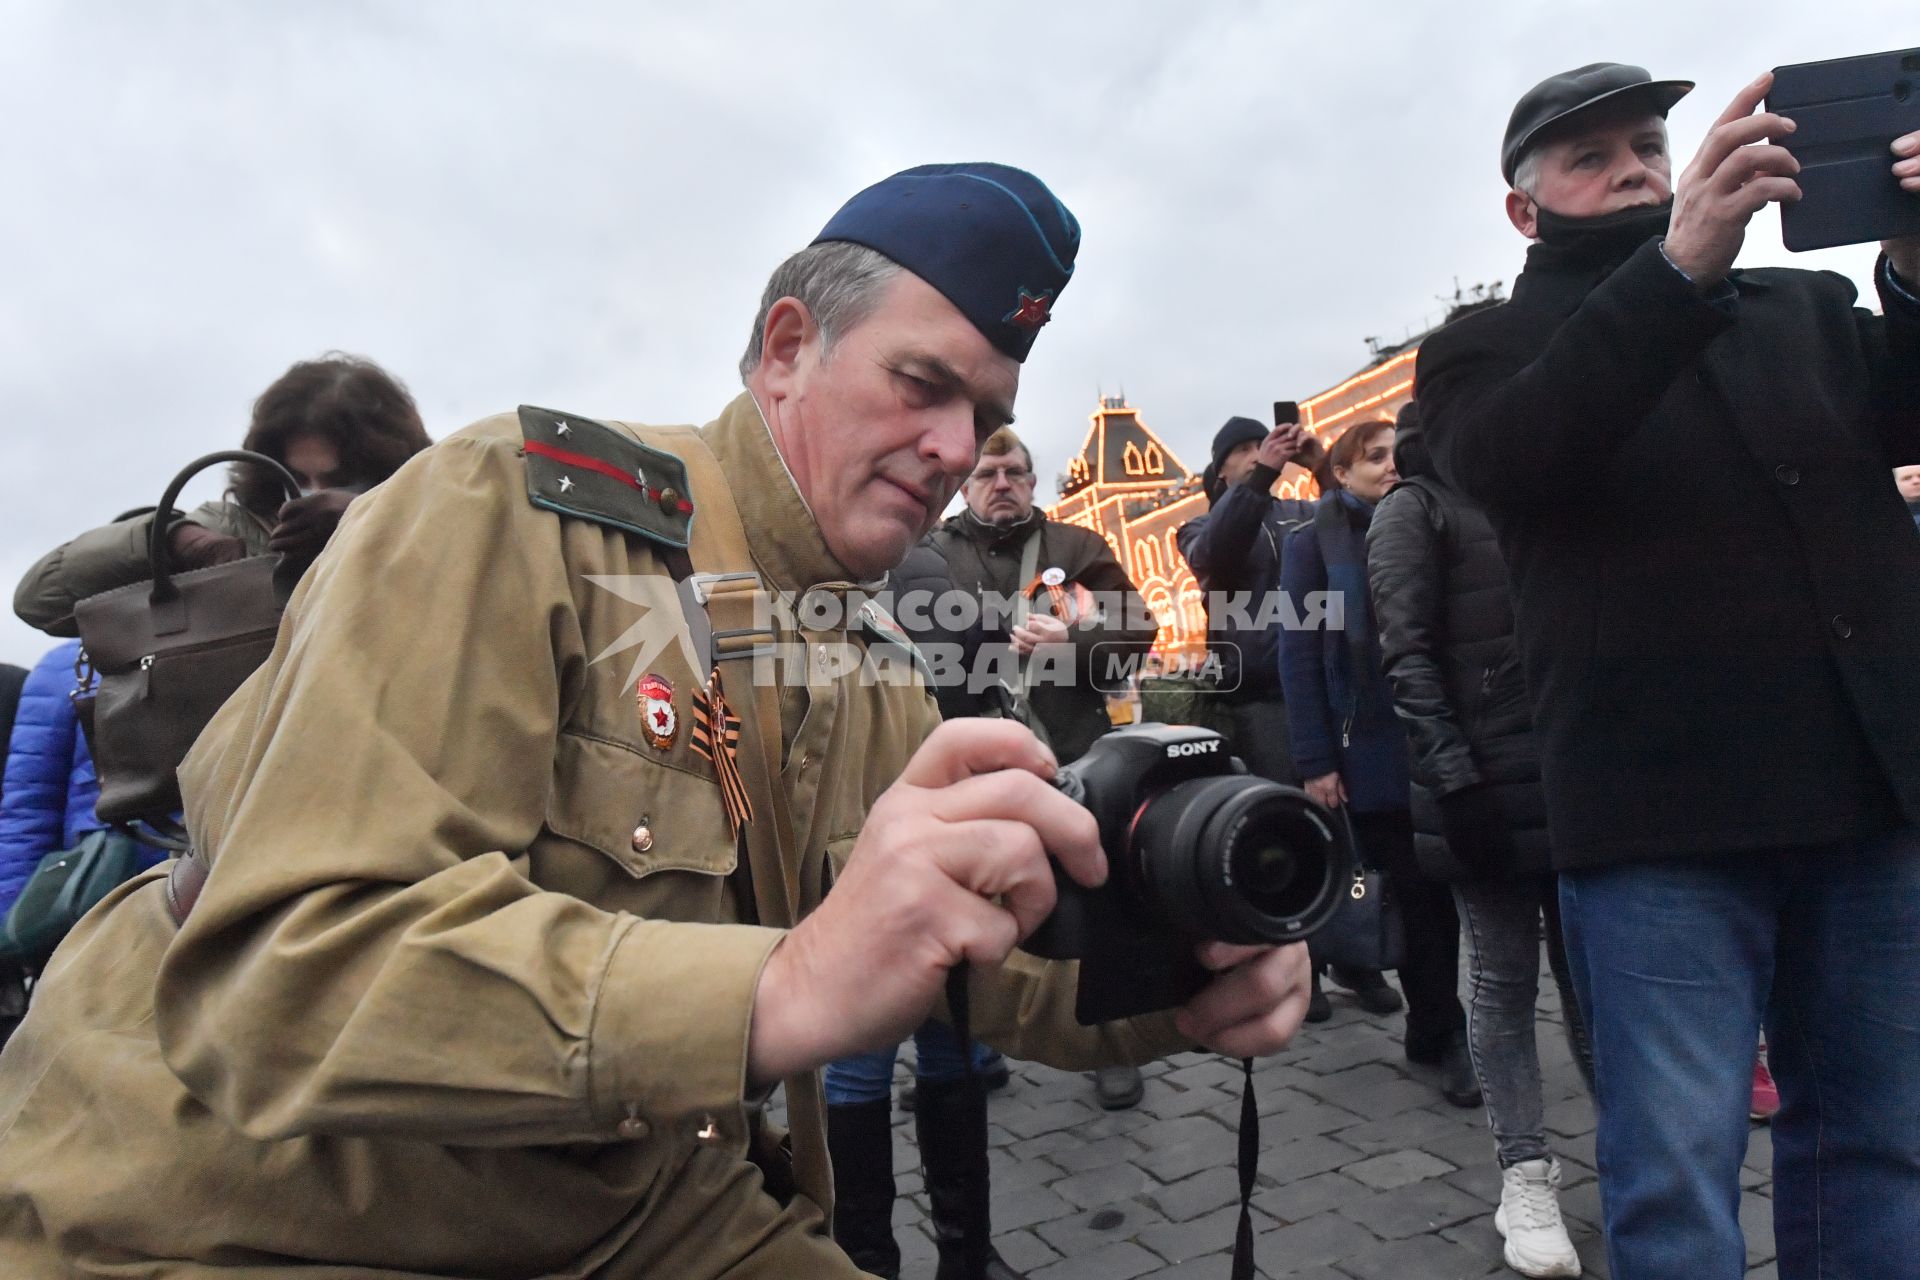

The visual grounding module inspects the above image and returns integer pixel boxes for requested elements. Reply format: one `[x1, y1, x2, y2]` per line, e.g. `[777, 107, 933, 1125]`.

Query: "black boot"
[1438, 1034, 1483, 1110]
[914, 1077, 1024, 1280]
[828, 1099, 902, 1279]
[1329, 964, 1404, 1015]
[1305, 970, 1332, 1023]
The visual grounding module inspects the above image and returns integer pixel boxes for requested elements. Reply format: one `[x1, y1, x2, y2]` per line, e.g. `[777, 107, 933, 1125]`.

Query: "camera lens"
[1125, 775, 1349, 946]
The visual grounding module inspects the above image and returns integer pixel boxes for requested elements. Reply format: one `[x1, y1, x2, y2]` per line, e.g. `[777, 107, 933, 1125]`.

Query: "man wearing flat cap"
[1418, 63, 1920, 1278]
[0, 164, 1313, 1277]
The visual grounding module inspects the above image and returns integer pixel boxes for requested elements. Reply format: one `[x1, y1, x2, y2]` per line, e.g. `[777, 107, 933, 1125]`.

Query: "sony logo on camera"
[1164, 739, 1221, 759]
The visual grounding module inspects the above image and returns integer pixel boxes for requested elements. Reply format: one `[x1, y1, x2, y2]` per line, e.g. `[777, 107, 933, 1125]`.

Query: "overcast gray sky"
[2, 1, 1913, 666]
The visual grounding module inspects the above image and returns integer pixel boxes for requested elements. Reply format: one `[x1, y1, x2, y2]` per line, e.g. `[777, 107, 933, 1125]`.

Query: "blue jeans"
[824, 1019, 998, 1106]
[1559, 827, 1920, 1279]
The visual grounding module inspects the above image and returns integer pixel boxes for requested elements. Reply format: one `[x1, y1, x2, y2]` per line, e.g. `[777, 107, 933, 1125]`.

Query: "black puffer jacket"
[1366, 419, 1549, 877]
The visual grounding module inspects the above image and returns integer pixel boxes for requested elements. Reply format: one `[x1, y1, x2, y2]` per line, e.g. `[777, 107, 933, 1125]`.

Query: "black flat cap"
[1502, 62, 1693, 184]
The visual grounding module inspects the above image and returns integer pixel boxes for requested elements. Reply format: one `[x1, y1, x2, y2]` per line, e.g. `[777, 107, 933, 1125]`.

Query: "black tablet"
[1768, 48, 1920, 252]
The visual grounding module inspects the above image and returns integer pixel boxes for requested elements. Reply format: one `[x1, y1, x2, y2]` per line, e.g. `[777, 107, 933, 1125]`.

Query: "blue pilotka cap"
[812, 162, 1081, 363]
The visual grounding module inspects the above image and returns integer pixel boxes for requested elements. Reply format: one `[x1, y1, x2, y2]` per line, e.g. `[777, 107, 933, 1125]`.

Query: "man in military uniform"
[0, 163, 1312, 1277]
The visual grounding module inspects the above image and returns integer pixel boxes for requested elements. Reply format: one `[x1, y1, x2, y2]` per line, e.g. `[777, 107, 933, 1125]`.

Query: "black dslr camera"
[1022, 724, 1351, 1024]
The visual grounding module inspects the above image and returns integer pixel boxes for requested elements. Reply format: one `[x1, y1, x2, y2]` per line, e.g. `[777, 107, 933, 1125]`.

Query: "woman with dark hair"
[14, 353, 431, 636]
[1278, 417, 1477, 1108]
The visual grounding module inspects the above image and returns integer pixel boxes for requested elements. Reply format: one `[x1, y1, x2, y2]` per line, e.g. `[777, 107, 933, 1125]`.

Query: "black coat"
[1175, 468, 1316, 701]
[1368, 471, 1550, 877]
[1418, 237, 1920, 869]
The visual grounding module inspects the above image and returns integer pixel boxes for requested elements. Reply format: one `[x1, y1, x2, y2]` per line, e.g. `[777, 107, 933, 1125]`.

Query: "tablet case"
[1769, 48, 1920, 252]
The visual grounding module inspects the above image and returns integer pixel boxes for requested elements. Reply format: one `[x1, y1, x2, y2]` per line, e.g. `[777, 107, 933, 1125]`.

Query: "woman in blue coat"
[0, 640, 166, 1024]
[1278, 418, 1475, 1106]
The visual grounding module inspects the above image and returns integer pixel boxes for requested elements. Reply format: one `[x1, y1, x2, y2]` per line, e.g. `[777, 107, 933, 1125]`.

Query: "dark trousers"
[1227, 697, 1296, 786]
[1348, 807, 1464, 1049]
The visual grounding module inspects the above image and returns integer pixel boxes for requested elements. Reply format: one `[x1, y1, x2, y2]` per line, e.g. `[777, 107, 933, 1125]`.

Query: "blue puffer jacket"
[0, 641, 166, 917]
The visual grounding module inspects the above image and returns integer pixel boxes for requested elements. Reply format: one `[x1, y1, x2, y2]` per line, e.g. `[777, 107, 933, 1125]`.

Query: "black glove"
[1436, 783, 1518, 877]
[269, 489, 357, 562]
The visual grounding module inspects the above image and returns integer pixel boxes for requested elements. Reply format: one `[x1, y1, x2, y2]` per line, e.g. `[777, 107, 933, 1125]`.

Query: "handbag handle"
[1331, 801, 1370, 875]
[147, 450, 302, 607]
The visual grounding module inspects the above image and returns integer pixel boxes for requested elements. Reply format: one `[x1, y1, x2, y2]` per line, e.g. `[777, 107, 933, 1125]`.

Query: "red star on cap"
[1006, 290, 1053, 331]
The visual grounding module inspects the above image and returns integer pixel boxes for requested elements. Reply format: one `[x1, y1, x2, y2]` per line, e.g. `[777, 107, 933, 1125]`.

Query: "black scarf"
[1531, 199, 1673, 272]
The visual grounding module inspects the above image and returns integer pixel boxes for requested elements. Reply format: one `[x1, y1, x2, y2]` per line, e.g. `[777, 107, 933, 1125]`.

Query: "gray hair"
[738, 241, 904, 381]
[1512, 148, 1543, 197]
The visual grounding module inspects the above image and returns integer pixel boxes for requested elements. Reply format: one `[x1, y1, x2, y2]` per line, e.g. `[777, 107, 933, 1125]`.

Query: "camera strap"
[1232, 1057, 1258, 1280]
[944, 964, 1263, 1280]
[945, 964, 991, 1280]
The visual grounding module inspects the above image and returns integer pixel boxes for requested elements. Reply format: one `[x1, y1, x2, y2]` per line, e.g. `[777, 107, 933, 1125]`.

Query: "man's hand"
[1303, 770, 1347, 810]
[269, 489, 357, 561]
[167, 521, 248, 570]
[1255, 424, 1306, 472]
[1175, 941, 1313, 1057]
[1010, 610, 1071, 655]
[1888, 128, 1920, 286]
[1664, 72, 1801, 288]
[746, 720, 1102, 1087]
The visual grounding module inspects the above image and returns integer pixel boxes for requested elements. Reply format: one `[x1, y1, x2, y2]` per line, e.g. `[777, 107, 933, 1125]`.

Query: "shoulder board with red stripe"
[518, 405, 695, 549]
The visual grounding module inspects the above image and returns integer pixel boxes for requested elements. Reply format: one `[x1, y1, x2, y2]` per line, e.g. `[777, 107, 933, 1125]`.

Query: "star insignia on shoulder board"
[558, 475, 575, 493]
[555, 420, 572, 437]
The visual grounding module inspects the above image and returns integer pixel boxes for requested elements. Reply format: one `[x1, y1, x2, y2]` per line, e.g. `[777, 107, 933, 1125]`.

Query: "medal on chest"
[638, 673, 678, 751]
[1023, 566, 1079, 622]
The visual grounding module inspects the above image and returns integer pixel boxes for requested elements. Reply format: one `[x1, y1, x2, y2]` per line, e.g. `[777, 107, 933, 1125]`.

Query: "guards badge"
[638, 673, 678, 751]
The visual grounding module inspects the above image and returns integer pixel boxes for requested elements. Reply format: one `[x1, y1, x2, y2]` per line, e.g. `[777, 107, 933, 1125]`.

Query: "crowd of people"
[0, 54, 1916, 1280]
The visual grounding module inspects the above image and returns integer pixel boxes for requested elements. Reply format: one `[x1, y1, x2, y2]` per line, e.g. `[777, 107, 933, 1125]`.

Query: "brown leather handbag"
[72, 451, 300, 836]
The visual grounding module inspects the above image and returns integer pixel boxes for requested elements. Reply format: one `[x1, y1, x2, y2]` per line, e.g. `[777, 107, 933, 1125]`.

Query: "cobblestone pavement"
[860, 958, 1776, 1280]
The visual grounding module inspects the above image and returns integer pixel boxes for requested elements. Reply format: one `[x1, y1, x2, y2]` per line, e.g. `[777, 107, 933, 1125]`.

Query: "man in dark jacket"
[1368, 403, 1593, 1278]
[1418, 62, 1920, 1277]
[926, 429, 1158, 767]
[1175, 415, 1318, 780]
[926, 426, 1159, 1112]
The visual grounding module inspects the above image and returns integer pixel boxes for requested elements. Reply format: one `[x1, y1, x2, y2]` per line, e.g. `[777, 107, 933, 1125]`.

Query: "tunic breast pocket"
[534, 731, 740, 921]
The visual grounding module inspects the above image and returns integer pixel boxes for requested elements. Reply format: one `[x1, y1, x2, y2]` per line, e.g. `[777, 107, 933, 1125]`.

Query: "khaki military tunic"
[0, 393, 1187, 1277]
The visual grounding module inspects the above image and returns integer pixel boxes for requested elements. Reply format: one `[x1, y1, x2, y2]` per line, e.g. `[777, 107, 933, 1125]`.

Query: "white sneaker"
[1493, 1157, 1581, 1278]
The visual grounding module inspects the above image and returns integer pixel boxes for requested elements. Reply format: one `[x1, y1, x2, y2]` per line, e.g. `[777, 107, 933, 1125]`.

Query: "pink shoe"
[1750, 1053, 1780, 1123]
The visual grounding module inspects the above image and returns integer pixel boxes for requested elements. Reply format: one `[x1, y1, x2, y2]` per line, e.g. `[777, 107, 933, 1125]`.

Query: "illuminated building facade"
[1050, 398, 1211, 662]
[1046, 355, 1424, 664]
